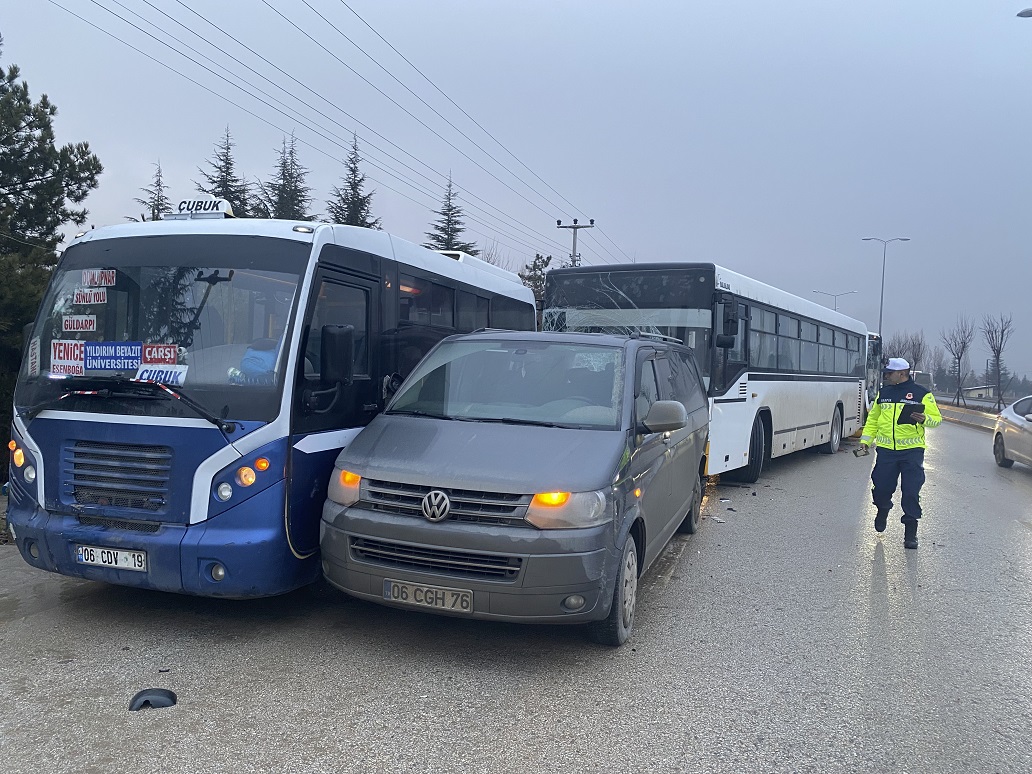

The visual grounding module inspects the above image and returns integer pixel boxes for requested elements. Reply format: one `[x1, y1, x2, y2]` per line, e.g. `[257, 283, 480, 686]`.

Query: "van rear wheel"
[677, 473, 703, 534]
[589, 534, 638, 646]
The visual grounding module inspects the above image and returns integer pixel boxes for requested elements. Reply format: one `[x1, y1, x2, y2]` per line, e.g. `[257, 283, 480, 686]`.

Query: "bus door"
[288, 268, 380, 555]
[712, 298, 748, 395]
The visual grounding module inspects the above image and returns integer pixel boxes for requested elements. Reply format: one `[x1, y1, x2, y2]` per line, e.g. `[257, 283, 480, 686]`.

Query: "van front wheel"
[589, 535, 638, 647]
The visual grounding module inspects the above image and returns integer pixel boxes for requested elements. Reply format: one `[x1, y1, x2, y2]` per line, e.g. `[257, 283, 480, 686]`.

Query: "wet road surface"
[1, 421, 1030, 773]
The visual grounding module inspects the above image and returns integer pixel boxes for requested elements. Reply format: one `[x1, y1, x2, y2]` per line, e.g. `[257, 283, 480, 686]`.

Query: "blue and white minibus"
[6, 199, 536, 597]
[544, 262, 870, 483]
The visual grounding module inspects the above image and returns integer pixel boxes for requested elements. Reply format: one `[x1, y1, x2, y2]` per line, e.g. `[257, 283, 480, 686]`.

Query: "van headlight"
[526, 489, 610, 529]
[327, 468, 362, 507]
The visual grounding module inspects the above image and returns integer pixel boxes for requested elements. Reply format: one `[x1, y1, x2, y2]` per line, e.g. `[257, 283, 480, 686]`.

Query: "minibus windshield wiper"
[23, 376, 236, 433]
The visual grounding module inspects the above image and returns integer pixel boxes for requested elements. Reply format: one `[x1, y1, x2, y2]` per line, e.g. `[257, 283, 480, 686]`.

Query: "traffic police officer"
[859, 357, 942, 549]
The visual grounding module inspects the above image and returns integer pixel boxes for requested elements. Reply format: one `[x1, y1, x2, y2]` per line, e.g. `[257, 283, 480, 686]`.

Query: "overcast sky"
[3, 1, 1031, 377]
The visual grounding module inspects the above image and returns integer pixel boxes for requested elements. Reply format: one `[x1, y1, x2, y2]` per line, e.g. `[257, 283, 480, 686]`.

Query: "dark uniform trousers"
[871, 447, 925, 522]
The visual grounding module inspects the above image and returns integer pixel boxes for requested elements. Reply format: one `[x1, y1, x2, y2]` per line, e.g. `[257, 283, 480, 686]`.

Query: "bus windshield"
[15, 234, 309, 422]
[543, 268, 713, 373]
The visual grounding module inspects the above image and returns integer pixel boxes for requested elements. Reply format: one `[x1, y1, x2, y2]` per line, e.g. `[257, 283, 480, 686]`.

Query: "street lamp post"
[861, 237, 910, 334]
[811, 289, 857, 311]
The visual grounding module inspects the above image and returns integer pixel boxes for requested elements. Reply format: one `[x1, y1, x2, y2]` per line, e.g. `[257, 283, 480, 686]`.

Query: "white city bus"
[543, 262, 870, 482]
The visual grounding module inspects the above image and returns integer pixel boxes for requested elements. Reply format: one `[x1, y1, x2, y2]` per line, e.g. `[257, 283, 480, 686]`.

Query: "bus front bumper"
[6, 481, 316, 598]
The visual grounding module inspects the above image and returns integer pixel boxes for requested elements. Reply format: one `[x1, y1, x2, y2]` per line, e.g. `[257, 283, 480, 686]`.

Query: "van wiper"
[23, 376, 236, 433]
[386, 408, 454, 420]
[470, 416, 564, 428]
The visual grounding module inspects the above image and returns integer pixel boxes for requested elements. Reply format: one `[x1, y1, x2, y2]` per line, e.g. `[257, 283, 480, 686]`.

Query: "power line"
[68, 0, 567, 258]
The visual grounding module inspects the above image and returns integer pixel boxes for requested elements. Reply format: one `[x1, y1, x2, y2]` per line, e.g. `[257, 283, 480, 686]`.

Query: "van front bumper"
[320, 500, 617, 623]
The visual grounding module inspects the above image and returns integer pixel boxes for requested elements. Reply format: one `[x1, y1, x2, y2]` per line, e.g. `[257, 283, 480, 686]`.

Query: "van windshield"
[387, 339, 625, 430]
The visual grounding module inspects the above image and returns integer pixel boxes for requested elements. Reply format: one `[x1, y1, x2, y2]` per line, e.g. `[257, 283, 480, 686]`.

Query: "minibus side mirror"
[321, 324, 354, 386]
[640, 400, 688, 434]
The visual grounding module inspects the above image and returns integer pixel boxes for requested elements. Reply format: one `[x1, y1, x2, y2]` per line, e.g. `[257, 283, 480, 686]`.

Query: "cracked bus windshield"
[14, 234, 308, 422]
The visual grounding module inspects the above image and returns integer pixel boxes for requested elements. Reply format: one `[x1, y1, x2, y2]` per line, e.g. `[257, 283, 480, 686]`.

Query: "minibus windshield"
[15, 234, 309, 422]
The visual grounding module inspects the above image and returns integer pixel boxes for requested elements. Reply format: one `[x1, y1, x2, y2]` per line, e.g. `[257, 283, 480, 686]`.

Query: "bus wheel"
[818, 408, 842, 455]
[724, 414, 766, 483]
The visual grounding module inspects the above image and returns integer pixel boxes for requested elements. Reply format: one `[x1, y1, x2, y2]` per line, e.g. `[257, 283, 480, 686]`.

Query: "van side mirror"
[320, 324, 354, 386]
[641, 400, 688, 434]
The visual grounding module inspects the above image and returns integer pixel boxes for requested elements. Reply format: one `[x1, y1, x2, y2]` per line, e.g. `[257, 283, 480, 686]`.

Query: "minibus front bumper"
[7, 481, 316, 598]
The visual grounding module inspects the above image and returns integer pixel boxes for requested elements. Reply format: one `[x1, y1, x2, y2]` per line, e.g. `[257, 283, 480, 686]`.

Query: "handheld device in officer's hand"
[853, 446, 870, 458]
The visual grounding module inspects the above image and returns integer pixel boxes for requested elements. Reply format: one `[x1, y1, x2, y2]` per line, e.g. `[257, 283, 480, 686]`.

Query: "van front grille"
[363, 479, 532, 528]
[350, 537, 522, 581]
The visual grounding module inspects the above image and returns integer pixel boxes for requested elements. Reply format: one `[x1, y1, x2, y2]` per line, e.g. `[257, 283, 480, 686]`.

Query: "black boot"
[874, 508, 888, 533]
[903, 520, 918, 550]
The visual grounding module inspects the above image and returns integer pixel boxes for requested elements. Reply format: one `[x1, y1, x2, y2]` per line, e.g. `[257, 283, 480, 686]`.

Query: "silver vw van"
[320, 331, 709, 645]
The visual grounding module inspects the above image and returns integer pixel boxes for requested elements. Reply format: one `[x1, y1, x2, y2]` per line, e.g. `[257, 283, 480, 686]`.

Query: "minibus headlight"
[12, 448, 25, 467]
[327, 468, 362, 507]
[526, 489, 610, 530]
[236, 466, 256, 487]
[23, 465, 36, 484]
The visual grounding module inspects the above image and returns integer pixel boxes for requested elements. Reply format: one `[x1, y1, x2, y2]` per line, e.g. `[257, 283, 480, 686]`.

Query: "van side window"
[636, 359, 660, 425]
[669, 350, 707, 414]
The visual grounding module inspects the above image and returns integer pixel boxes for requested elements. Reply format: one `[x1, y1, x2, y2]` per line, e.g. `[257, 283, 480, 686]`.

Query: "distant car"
[993, 396, 1032, 469]
[320, 330, 710, 646]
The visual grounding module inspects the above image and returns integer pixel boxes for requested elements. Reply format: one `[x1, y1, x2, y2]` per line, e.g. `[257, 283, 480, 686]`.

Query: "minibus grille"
[65, 441, 173, 512]
[364, 479, 532, 527]
[77, 515, 162, 533]
[350, 537, 522, 581]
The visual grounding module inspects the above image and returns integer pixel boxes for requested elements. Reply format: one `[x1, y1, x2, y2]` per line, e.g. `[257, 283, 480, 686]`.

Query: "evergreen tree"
[196, 126, 252, 217]
[0, 38, 103, 478]
[255, 133, 313, 220]
[326, 134, 380, 228]
[423, 176, 477, 255]
[128, 161, 172, 222]
[518, 253, 553, 327]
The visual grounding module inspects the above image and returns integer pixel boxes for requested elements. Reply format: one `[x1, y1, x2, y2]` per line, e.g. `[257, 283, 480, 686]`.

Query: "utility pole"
[557, 218, 594, 267]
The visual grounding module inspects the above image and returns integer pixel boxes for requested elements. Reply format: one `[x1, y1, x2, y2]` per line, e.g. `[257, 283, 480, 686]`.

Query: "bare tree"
[928, 345, 946, 387]
[477, 239, 515, 271]
[908, 330, 927, 372]
[885, 331, 909, 360]
[941, 316, 975, 406]
[981, 313, 1014, 412]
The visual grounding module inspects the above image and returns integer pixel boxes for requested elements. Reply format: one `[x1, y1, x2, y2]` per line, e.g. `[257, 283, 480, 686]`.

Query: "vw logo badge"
[421, 490, 451, 522]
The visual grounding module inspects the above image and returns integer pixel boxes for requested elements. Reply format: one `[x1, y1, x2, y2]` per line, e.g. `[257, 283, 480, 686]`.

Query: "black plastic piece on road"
[128, 688, 177, 711]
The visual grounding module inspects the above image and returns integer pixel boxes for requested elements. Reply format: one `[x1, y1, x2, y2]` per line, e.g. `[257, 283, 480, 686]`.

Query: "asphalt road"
[1, 421, 1031, 773]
